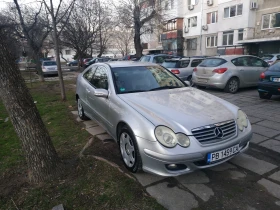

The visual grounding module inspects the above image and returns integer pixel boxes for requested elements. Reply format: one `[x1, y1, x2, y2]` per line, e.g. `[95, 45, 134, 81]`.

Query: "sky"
[0, 0, 62, 10]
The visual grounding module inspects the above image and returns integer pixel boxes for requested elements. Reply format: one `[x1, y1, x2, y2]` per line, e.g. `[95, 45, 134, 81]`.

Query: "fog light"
[165, 164, 187, 171]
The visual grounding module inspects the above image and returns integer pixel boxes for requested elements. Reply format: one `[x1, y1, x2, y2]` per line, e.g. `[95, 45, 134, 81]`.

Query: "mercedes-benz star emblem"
[214, 127, 224, 138]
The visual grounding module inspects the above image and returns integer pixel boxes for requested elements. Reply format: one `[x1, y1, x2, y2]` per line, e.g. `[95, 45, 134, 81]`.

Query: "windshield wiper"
[149, 86, 182, 91]
[120, 90, 148, 94]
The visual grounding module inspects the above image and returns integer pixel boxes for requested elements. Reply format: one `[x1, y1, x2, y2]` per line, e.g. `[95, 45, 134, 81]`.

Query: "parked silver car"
[192, 55, 269, 93]
[41, 61, 58, 75]
[76, 61, 252, 176]
[261, 54, 280, 66]
[162, 58, 204, 85]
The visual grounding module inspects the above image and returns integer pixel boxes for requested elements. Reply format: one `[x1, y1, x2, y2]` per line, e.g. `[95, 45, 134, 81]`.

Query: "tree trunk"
[52, 22, 66, 101]
[34, 53, 45, 82]
[0, 31, 62, 183]
[133, 6, 143, 58]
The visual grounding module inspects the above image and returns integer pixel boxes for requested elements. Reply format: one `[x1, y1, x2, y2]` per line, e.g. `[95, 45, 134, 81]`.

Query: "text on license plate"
[272, 78, 280, 82]
[207, 144, 239, 163]
[197, 79, 208, 83]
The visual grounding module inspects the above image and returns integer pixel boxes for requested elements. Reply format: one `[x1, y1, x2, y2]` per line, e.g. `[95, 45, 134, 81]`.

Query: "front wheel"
[259, 92, 272, 99]
[118, 126, 142, 173]
[77, 98, 89, 120]
[225, 78, 239, 94]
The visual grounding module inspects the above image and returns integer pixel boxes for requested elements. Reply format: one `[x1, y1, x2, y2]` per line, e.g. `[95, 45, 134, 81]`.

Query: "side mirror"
[184, 80, 191, 86]
[94, 89, 109, 98]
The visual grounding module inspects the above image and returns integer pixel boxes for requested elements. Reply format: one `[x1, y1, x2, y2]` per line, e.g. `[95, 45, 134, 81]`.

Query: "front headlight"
[237, 110, 248, 131]
[155, 126, 190, 148]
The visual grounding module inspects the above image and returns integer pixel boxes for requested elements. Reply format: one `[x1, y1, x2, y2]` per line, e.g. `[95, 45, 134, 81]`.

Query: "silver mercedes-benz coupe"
[76, 61, 252, 176]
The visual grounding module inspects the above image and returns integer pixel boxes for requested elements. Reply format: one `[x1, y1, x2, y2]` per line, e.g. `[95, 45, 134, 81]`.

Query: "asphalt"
[72, 84, 280, 210]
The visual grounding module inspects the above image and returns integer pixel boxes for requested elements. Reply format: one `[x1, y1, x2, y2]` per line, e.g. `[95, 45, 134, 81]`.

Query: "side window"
[250, 57, 264, 67]
[90, 66, 108, 89]
[140, 56, 151, 62]
[180, 60, 190, 68]
[83, 66, 96, 81]
[153, 56, 166, 64]
[232, 57, 250, 67]
[191, 59, 203, 67]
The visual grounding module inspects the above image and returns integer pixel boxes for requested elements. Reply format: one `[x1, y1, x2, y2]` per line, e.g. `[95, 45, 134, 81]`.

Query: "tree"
[43, 0, 75, 101]
[116, 0, 160, 57]
[60, 0, 99, 70]
[11, 0, 53, 82]
[0, 25, 62, 183]
[113, 26, 133, 57]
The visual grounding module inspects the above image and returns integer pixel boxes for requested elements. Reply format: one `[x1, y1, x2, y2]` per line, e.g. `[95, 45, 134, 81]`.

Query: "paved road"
[73, 87, 280, 210]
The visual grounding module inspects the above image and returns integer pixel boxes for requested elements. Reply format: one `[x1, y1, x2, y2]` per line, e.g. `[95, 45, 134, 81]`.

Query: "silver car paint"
[76, 62, 252, 176]
[192, 55, 267, 89]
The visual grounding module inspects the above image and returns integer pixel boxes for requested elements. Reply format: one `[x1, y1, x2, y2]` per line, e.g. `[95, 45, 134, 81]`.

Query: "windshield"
[43, 61, 57, 66]
[162, 61, 178, 68]
[199, 58, 227, 67]
[261, 55, 274, 60]
[112, 66, 186, 94]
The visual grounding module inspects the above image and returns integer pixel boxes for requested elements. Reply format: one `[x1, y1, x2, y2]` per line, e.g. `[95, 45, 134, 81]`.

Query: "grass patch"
[0, 79, 164, 210]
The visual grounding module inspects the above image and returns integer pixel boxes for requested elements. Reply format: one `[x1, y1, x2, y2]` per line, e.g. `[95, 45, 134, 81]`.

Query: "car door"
[80, 66, 97, 116]
[232, 57, 256, 86]
[249, 57, 269, 85]
[178, 60, 190, 80]
[87, 65, 111, 128]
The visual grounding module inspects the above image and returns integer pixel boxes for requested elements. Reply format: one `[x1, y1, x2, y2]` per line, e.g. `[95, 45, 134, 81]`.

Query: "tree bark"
[34, 53, 45, 82]
[52, 22, 66, 101]
[133, 6, 142, 58]
[0, 31, 62, 183]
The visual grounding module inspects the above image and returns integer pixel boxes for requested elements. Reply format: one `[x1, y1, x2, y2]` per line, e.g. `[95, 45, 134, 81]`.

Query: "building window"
[207, 11, 218, 24]
[262, 13, 280, 29]
[187, 38, 197, 50]
[164, 19, 177, 31]
[206, 36, 218, 48]
[224, 4, 242, 18]
[238, 29, 244, 41]
[65, 50, 71, 55]
[188, 0, 198, 6]
[222, 31, 234, 46]
[187, 16, 197, 28]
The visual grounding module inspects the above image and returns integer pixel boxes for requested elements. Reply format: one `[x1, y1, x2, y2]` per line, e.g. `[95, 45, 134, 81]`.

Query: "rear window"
[199, 58, 227, 67]
[162, 61, 178, 68]
[140, 56, 151, 62]
[269, 62, 280, 72]
[261, 54, 274, 60]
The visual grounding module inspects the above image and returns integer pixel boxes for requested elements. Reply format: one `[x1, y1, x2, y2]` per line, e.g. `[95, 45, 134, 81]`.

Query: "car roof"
[106, 61, 158, 68]
[207, 55, 260, 61]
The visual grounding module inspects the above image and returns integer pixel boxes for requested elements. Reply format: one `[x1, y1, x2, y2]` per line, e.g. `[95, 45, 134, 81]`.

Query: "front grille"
[191, 120, 236, 144]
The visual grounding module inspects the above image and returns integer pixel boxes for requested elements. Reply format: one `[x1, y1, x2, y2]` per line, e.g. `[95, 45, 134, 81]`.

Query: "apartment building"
[238, 0, 280, 57]
[182, 0, 257, 56]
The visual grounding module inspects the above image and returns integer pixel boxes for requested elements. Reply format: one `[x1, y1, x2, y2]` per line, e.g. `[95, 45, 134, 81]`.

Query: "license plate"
[272, 78, 280, 82]
[207, 144, 239, 163]
[197, 79, 208, 83]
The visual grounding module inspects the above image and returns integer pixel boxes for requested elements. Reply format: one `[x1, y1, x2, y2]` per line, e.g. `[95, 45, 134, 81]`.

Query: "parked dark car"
[84, 57, 111, 69]
[258, 61, 280, 99]
[67, 60, 78, 66]
[80, 58, 93, 67]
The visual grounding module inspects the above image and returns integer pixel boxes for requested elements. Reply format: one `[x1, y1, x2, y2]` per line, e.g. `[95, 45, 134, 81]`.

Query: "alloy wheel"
[78, 99, 83, 118]
[228, 79, 238, 93]
[120, 132, 135, 167]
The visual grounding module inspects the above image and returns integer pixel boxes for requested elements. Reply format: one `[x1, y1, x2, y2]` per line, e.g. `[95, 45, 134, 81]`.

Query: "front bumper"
[137, 124, 252, 177]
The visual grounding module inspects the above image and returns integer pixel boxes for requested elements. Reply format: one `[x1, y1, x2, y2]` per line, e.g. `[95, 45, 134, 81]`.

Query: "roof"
[106, 61, 158, 68]
[206, 55, 259, 60]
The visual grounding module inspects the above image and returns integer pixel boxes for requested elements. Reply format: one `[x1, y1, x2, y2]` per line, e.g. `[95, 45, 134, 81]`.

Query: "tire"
[77, 98, 89, 120]
[118, 125, 142, 173]
[225, 77, 239, 94]
[259, 92, 272, 99]
[196, 85, 206, 89]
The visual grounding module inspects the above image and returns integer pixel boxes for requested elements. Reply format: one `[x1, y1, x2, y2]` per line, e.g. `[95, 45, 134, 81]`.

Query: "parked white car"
[261, 54, 280, 66]
[41, 61, 58, 75]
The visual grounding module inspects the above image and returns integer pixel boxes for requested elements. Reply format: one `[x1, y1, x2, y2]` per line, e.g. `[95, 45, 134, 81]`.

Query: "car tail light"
[193, 67, 197, 72]
[171, 69, 180, 74]
[260, 72, 265, 79]
[213, 68, 228, 74]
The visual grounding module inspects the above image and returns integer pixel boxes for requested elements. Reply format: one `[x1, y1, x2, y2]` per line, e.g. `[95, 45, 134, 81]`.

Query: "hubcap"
[78, 99, 83, 117]
[120, 132, 135, 167]
[229, 80, 238, 92]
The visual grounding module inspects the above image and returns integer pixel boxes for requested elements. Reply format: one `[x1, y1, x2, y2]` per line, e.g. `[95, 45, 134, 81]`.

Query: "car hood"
[118, 88, 238, 134]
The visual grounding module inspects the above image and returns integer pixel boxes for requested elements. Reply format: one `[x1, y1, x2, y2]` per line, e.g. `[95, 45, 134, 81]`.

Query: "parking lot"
[73, 86, 280, 210]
